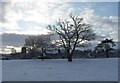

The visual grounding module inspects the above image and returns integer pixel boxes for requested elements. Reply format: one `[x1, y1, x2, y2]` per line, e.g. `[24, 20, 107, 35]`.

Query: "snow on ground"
[2, 58, 118, 81]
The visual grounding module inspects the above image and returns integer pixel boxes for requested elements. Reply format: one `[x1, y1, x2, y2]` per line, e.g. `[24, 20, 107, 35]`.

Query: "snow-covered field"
[2, 58, 118, 81]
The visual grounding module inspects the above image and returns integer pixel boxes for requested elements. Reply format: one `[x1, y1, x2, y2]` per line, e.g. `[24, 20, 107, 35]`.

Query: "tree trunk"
[106, 54, 109, 58]
[67, 53, 72, 62]
[66, 49, 72, 62]
[106, 50, 109, 58]
[68, 55, 72, 62]
[41, 47, 44, 60]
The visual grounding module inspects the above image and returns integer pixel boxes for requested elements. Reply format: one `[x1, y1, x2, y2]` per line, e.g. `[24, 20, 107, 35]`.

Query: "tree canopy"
[47, 14, 96, 62]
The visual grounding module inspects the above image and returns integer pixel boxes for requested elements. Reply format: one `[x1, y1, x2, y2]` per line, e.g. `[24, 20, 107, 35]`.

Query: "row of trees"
[24, 14, 116, 62]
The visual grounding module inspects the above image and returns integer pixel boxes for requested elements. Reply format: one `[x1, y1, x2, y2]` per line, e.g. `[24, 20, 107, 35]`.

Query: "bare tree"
[24, 34, 52, 55]
[47, 14, 96, 62]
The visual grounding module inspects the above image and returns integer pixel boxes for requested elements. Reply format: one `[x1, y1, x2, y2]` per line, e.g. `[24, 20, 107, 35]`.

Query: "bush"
[37, 56, 53, 59]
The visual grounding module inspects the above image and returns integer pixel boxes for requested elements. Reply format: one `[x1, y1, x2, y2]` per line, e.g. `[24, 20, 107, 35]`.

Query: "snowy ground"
[2, 58, 118, 81]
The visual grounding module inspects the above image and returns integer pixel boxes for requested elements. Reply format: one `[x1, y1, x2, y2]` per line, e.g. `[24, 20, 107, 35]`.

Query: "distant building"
[11, 48, 16, 54]
[21, 47, 26, 54]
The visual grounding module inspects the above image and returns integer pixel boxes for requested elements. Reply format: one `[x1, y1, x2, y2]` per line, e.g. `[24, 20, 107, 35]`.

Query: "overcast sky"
[1, 1, 118, 41]
[0, 0, 119, 53]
